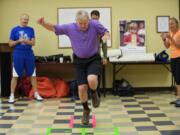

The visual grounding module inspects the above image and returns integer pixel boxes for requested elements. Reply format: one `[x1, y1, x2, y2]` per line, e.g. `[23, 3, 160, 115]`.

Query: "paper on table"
[109, 53, 155, 62]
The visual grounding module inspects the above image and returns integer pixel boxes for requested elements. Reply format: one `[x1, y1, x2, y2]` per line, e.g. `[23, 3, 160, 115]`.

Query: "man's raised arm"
[37, 17, 55, 32]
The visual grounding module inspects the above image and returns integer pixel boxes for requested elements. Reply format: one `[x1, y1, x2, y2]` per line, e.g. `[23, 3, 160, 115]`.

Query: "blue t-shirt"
[10, 26, 35, 50]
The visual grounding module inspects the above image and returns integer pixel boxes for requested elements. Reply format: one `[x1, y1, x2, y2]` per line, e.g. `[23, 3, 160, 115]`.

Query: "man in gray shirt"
[37, 10, 110, 125]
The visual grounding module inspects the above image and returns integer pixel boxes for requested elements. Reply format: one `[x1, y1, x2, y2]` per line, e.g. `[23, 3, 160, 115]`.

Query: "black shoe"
[81, 109, 90, 125]
[175, 100, 180, 107]
[170, 99, 180, 104]
[170, 100, 177, 104]
[92, 91, 100, 108]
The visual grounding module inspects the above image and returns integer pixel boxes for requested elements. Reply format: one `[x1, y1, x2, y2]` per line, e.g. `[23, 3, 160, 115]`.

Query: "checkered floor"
[1, 91, 180, 135]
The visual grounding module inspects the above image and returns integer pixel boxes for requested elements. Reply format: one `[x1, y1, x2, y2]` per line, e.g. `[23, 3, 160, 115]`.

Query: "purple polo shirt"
[54, 20, 108, 58]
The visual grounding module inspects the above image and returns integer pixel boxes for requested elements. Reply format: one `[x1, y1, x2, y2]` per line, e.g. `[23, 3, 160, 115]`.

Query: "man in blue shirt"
[8, 14, 43, 103]
[37, 10, 110, 125]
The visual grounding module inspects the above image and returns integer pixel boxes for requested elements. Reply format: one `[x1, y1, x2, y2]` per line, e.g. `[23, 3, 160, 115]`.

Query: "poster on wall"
[58, 7, 112, 48]
[120, 20, 146, 54]
[156, 16, 169, 33]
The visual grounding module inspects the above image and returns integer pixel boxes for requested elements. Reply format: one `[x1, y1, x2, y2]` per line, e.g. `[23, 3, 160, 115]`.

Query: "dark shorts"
[73, 53, 102, 85]
[171, 57, 180, 85]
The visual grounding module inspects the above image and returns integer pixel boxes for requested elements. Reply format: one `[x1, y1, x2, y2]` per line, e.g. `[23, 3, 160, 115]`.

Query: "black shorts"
[73, 53, 102, 85]
[171, 57, 180, 85]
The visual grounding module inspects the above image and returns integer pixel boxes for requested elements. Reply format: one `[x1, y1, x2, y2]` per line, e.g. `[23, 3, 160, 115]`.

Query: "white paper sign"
[157, 16, 169, 33]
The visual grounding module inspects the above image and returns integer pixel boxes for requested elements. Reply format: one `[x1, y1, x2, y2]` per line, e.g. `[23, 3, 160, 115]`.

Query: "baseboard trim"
[133, 86, 176, 91]
[100, 86, 176, 96]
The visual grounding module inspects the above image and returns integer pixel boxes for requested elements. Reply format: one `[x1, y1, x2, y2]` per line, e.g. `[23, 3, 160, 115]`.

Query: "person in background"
[123, 22, 140, 46]
[137, 22, 145, 46]
[90, 10, 108, 65]
[37, 10, 110, 125]
[161, 17, 180, 107]
[8, 14, 43, 103]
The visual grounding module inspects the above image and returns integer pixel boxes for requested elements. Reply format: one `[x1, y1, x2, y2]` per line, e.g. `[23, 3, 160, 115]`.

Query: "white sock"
[34, 91, 39, 96]
[10, 93, 14, 97]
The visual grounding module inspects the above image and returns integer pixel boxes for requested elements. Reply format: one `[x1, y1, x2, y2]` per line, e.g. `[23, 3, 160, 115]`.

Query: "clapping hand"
[18, 37, 26, 44]
[37, 17, 45, 25]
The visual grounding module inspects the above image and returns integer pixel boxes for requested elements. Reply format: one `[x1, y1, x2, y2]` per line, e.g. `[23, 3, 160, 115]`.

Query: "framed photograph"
[120, 20, 146, 54]
[57, 7, 112, 48]
[156, 16, 169, 33]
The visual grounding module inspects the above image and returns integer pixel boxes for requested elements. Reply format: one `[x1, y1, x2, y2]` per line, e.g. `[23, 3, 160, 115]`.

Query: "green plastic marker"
[46, 128, 51, 135]
[45, 127, 119, 135]
[114, 127, 119, 135]
[82, 128, 86, 135]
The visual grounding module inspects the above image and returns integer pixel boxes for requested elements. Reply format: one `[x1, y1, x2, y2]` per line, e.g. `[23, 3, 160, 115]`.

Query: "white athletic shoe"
[8, 95, 15, 103]
[34, 92, 43, 101]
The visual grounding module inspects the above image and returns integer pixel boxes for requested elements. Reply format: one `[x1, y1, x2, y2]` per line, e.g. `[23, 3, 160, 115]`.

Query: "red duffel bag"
[29, 77, 56, 98]
[53, 79, 70, 98]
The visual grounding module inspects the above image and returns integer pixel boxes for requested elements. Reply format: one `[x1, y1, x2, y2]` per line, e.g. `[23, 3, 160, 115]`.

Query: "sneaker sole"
[8, 101, 15, 104]
[35, 99, 43, 101]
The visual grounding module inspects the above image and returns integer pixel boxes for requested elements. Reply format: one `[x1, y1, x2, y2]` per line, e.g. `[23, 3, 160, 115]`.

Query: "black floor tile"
[14, 103, 28, 106]
[153, 121, 174, 126]
[53, 120, 69, 124]
[124, 105, 141, 108]
[0, 116, 19, 120]
[136, 126, 157, 131]
[73, 123, 92, 128]
[51, 128, 72, 133]
[138, 101, 154, 104]
[127, 110, 145, 114]
[160, 130, 180, 135]
[0, 106, 9, 109]
[143, 107, 160, 110]
[56, 112, 73, 115]
[121, 99, 136, 102]
[131, 117, 151, 122]
[0, 124, 12, 128]
[7, 109, 24, 113]
[147, 113, 167, 117]
[59, 106, 74, 109]
[75, 109, 83, 112]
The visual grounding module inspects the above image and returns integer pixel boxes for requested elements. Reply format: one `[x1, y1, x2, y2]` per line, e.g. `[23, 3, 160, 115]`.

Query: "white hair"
[76, 10, 89, 21]
[20, 13, 29, 19]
